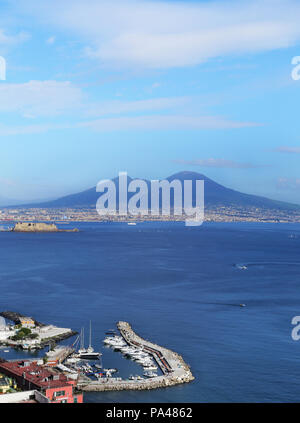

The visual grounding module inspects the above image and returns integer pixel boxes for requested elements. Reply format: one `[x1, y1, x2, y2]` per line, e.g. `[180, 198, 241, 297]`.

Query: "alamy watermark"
[291, 56, 300, 81]
[96, 172, 205, 226]
[0, 56, 6, 81]
[291, 316, 300, 340]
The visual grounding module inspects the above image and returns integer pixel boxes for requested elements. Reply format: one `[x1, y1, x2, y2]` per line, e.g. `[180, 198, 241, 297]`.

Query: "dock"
[0, 311, 78, 349]
[78, 321, 194, 392]
[46, 346, 75, 366]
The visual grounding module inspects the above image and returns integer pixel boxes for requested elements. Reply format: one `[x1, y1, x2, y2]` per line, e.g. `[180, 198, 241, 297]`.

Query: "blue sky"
[0, 0, 300, 203]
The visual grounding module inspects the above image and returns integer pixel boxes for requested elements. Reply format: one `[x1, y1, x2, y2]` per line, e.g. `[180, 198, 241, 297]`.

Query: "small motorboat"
[105, 329, 117, 335]
[143, 371, 158, 378]
[94, 364, 102, 370]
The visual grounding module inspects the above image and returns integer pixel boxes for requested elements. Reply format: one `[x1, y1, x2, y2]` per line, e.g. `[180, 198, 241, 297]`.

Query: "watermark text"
[0, 56, 6, 81]
[96, 172, 204, 226]
[291, 56, 300, 81]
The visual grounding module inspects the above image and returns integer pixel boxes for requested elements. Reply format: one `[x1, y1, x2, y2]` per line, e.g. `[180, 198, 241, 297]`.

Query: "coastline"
[79, 321, 194, 392]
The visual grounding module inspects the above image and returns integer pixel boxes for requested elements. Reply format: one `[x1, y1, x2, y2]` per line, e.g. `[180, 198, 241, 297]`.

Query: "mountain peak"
[5, 171, 300, 211]
[167, 171, 207, 181]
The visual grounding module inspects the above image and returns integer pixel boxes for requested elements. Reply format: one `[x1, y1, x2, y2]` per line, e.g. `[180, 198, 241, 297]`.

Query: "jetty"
[46, 346, 75, 365]
[0, 311, 43, 327]
[78, 321, 194, 392]
[0, 311, 77, 349]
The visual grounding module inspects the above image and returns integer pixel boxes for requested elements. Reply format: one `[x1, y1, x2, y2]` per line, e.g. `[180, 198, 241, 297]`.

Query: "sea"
[0, 221, 300, 403]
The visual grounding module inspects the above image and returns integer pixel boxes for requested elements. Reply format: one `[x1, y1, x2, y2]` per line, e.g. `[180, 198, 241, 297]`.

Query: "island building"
[12, 222, 58, 232]
[0, 361, 83, 403]
[11, 222, 78, 232]
[18, 317, 35, 328]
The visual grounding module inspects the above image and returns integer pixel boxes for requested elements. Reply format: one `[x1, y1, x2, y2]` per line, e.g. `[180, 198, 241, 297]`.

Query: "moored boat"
[78, 322, 101, 359]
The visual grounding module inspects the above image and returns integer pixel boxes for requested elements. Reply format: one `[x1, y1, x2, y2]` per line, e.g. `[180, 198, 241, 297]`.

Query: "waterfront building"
[0, 390, 50, 403]
[0, 317, 12, 341]
[18, 317, 35, 328]
[0, 375, 11, 394]
[0, 361, 83, 403]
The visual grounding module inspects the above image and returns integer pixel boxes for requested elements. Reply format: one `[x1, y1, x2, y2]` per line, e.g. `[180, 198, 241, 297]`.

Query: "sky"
[0, 0, 300, 204]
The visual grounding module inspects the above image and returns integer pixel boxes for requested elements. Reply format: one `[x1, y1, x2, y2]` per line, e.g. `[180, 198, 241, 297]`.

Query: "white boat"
[236, 264, 248, 270]
[103, 336, 125, 347]
[129, 375, 143, 381]
[66, 357, 81, 364]
[143, 365, 158, 371]
[143, 371, 158, 378]
[131, 354, 150, 360]
[124, 348, 144, 356]
[103, 368, 117, 373]
[78, 322, 101, 359]
[127, 222, 136, 226]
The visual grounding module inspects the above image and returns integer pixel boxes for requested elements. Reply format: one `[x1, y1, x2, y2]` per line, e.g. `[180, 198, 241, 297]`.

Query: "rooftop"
[0, 361, 72, 389]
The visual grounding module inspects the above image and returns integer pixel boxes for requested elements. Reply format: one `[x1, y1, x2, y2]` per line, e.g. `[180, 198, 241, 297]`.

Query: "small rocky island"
[12, 222, 78, 232]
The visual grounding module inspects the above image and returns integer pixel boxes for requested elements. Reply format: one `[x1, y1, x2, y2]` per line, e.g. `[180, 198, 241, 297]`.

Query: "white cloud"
[0, 81, 189, 117]
[0, 28, 29, 46]
[173, 158, 267, 168]
[0, 122, 71, 136]
[151, 83, 161, 89]
[0, 79, 257, 129]
[46, 36, 56, 44]
[17, 0, 300, 69]
[0, 113, 259, 135]
[0, 80, 83, 117]
[84, 97, 189, 117]
[273, 146, 300, 154]
[78, 115, 260, 131]
[277, 177, 300, 190]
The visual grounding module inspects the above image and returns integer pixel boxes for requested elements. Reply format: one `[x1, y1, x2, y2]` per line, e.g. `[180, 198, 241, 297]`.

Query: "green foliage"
[28, 333, 38, 339]
[11, 327, 33, 340]
[19, 328, 31, 336]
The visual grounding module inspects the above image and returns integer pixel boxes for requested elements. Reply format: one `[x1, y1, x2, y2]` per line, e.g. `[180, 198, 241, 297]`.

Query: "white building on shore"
[0, 317, 12, 341]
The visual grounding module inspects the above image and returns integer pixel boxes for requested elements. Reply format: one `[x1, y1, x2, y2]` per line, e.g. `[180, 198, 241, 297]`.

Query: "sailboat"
[78, 322, 101, 359]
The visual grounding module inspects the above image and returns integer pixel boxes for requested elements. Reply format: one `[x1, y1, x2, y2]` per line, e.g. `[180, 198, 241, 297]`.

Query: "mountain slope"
[6, 171, 300, 211]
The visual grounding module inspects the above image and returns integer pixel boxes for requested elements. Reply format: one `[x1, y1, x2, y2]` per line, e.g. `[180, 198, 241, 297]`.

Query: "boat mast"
[89, 320, 92, 348]
[80, 327, 85, 350]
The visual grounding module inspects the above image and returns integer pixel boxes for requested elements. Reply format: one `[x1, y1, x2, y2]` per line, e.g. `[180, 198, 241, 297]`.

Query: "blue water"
[1, 221, 300, 402]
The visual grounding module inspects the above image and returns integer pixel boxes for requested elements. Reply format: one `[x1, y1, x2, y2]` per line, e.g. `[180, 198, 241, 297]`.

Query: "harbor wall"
[79, 321, 194, 392]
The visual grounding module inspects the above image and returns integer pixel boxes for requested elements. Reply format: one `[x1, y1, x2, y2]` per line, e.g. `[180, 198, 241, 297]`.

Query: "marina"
[77, 321, 194, 392]
[0, 313, 194, 400]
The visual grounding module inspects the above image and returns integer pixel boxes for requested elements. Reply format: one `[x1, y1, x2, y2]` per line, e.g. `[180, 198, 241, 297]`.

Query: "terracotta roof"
[0, 361, 71, 389]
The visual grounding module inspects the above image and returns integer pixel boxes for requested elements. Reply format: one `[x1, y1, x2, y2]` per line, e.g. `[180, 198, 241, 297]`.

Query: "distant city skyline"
[0, 0, 300, 203]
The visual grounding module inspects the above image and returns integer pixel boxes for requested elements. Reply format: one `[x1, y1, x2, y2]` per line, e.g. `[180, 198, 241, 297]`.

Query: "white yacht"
[104, 336, 125, 347]
[78, 322, 101, 359]
[143, 365, 158, 371]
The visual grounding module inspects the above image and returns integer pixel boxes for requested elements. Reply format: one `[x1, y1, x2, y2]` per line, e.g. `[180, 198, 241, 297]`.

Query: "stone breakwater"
[0, 311, 78, 349]
[79, 321, 194, 392]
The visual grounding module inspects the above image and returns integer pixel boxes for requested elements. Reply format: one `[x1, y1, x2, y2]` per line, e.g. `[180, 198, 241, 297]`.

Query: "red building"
[0, 360, 83, 403]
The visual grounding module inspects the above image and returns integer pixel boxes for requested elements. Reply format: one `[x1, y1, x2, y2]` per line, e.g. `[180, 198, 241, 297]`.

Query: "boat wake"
[234, 261, 300, 270]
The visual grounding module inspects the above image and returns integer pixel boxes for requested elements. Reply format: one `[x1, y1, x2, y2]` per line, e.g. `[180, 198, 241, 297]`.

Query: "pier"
[0, 311, 43, 327]
[78, 321, 194, 392]
[46, 346, 75, 365]
[0, 311, 77, 349]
